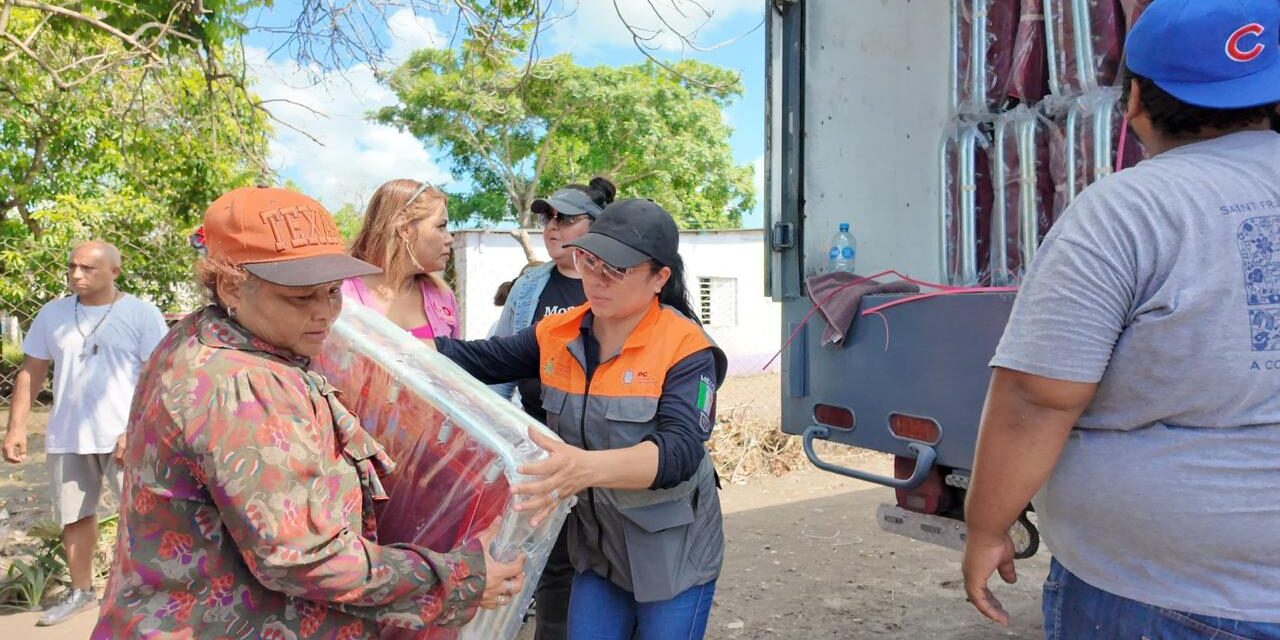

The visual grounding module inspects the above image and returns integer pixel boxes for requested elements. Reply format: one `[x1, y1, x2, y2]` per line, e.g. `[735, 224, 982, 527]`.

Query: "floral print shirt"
[93, 306, 485, 639]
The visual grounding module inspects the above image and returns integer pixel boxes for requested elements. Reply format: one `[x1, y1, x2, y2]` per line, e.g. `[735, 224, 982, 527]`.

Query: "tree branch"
[10, 0, 165, 63]
[3, 131, 51, 236]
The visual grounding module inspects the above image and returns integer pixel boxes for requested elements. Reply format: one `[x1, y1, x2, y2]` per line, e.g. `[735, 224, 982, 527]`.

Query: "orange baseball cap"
[203, 186, 380, 286]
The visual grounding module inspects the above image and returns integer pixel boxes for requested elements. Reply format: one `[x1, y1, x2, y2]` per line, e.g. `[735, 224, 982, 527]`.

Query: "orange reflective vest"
[534, 300, 726, 601]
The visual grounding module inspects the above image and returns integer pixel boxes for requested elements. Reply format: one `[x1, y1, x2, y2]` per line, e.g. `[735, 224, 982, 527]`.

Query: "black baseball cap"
[531, 188, 604, 218]
[564, 198, 679, 268]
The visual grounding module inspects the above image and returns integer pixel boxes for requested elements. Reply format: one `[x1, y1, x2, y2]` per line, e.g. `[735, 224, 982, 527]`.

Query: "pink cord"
[1115, 113, 1130, 172]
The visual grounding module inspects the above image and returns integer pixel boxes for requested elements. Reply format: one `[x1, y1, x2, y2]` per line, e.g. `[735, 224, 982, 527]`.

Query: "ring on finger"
[550, 488, 560, 501]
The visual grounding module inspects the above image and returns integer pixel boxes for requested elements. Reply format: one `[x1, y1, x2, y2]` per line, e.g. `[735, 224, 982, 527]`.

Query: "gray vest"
[539, 340, 724, 602]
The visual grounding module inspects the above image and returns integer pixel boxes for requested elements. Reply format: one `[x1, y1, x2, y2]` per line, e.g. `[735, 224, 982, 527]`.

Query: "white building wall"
[451, 229, 780, 375]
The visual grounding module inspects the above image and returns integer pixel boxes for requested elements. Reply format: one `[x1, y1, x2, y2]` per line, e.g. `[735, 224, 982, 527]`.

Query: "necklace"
[75, 292, 120, 360]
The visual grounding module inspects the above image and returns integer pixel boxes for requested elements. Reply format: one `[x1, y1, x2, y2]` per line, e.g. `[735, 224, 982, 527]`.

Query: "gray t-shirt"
[991, 130, 1280, 622]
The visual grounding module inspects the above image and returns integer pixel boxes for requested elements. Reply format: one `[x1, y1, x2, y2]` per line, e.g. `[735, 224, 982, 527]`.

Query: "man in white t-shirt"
[3, 240, 167, 626]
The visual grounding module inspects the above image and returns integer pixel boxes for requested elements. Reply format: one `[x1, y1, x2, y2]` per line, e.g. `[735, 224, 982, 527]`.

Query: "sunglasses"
[539, 210, 592, 227]
[572, 248, 643, 284]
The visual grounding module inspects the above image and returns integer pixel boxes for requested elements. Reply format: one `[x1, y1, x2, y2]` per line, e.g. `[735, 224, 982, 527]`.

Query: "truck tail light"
[813, 404, 855, 430]
[894, 456, 950, 515]
[888, 412, 941, 445]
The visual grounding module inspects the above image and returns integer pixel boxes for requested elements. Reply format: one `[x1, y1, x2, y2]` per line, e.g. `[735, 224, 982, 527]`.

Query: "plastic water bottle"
[828, 222, 857, 273]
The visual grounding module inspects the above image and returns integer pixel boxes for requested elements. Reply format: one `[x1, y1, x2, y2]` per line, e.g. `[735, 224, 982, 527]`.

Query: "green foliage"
[0, 556, 60, 612]
[1, 7, 269, 326]
[377, 51, 754, 230]
[1, 343, 20, 367]
[331, 203, 364, 242]
[0, 515, 118, 611]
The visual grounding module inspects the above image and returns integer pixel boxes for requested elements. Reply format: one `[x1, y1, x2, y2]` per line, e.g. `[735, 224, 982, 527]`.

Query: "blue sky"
[242, 1, 766, 228]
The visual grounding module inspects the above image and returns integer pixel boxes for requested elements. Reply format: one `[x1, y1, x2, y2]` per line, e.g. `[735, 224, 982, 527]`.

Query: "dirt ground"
[0, 406, 1048, 639]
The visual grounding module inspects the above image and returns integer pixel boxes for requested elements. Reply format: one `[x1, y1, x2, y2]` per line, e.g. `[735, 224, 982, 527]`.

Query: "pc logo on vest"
[1227, 23, 1266, 63]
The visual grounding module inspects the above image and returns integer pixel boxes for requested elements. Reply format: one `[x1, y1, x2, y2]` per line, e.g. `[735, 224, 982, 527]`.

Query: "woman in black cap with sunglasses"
[436, 199, 727, 639]
[489, 177, 613, 640]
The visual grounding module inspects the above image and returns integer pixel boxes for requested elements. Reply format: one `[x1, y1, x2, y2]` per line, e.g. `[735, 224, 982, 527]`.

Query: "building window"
[698, 277, 737, 327]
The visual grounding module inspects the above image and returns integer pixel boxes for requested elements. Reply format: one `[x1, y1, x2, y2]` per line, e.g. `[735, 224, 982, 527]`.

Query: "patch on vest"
[696, 374, 715, 433]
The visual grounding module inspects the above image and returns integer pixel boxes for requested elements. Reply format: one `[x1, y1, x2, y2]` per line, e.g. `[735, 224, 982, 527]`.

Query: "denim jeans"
[566, 571, 716, 640]
[1043, 558, 1280, 640]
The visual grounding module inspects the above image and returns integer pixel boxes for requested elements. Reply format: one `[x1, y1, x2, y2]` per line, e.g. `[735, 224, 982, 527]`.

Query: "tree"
[375, 51, 754, 232]
[0, 6, 269, 325]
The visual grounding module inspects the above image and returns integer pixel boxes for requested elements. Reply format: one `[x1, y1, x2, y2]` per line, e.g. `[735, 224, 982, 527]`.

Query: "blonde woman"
[345, 179, 460, 339]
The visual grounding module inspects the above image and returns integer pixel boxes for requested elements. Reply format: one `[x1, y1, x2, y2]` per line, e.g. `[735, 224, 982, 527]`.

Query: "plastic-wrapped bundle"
[1044, 0, 1084, 95]
[1084, 0, 1126, 87]
[990, 106, 1054, 284]
[953, 0, 1020, 113]
[1044, 0, 1126, 95]
[1046, 114, 1072, 225]
[940, 122, 994, 285]
[311, 302, 573, 640]
[1046, 89, 1145, 216]
[1008, 0, 1049, 104]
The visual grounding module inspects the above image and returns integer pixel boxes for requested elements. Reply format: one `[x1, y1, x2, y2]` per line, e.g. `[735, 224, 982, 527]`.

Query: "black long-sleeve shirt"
[434, 316, 718, 490]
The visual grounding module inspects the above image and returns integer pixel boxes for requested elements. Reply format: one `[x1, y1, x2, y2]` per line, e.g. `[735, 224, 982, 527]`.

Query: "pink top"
[341, 277, 461, 339]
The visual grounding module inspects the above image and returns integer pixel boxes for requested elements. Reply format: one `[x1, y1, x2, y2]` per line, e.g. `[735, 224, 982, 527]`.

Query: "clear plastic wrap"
[1044, 0, 1084, 95]
[1045, 89, 1144, 216]
[940, 121, 994, 285]
[954, 0, 1020, 113]
[312, 302, 573, 640]
[1044, 96, 1075, 224]
[1067, 88, 1124, 194]
[1085, 0, 1126, 87]
[1009, 0, 1049, 104]
[1045, 0, 1126, 95]
[990, 105, 1053, 284]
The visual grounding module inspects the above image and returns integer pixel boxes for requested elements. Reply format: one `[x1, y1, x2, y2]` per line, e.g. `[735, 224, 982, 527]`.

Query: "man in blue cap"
[962, 0, 1280, 637]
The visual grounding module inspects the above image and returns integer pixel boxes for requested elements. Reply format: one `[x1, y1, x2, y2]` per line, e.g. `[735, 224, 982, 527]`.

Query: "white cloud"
[552, 0, 761, 55]
[386, 9, 446, 63]
[248, 9, 450, 210]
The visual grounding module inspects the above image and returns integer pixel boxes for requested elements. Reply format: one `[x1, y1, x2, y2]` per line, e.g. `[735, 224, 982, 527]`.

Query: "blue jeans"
[566, 571, 716, 640]
[1043, 558, 1280, 640]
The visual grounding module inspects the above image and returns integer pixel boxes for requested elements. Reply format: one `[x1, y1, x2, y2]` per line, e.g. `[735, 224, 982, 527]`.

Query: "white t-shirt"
[22, 294, 169, 454]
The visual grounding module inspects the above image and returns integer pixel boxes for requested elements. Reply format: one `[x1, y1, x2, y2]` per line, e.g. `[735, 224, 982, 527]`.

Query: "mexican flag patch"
[696, 374, 715, 413]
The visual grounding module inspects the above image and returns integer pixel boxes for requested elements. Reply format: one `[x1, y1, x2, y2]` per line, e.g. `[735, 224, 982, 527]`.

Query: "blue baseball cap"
[1126, 0, 1280, 109]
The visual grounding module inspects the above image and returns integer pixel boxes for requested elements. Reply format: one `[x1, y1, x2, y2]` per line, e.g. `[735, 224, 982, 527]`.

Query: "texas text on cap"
[564, 198, 679, 268]
[1126, 0, 1280, 109]
[531, 188, 604, 218]
[203, 186, 380, 287]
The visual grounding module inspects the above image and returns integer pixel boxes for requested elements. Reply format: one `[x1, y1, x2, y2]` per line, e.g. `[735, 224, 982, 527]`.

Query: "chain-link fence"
[1, 234, 198, 408]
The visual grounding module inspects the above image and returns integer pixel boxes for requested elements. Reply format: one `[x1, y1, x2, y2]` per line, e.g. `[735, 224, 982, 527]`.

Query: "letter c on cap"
[1227, 23, 1266, 63]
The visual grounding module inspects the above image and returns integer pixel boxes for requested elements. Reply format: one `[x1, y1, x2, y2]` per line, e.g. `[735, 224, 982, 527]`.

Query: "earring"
[404, 238, 426, 272]
[227, 306, 238, 320]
